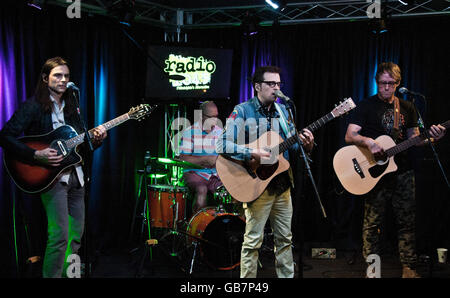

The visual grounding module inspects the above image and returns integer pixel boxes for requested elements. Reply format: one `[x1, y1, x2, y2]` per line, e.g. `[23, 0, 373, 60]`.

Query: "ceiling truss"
[46, 0, 450, 29]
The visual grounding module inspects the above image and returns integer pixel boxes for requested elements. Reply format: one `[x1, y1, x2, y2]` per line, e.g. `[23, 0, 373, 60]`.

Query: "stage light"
[370, 18, 388, 34]
[265, 0, 287, 11]
[27, 0, 45, 10]
[241, 13, 261, 36]
[109, 0, 136, 26]
[119, 11, 135, 27]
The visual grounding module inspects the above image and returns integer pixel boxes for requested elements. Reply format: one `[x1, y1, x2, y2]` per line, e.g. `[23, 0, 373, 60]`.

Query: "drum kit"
[130, 154, 246, 275]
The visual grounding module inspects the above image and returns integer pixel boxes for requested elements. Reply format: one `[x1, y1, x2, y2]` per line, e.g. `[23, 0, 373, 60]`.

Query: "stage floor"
[88, 243, 450, 279]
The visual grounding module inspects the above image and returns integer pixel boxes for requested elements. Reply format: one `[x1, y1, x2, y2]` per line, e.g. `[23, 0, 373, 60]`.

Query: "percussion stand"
[155, 188, 191, 269]
[129, 152, 154, 261]
[157, 201, 227, 275]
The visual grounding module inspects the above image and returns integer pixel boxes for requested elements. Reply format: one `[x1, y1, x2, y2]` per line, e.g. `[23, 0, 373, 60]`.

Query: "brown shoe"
[402, 266, 421, 278]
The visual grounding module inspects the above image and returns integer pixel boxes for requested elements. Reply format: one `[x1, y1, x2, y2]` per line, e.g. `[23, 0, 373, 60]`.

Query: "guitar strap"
[274, 102, 295, 188]
[391, 96, 401, 141]
[274, 102, 293, 138]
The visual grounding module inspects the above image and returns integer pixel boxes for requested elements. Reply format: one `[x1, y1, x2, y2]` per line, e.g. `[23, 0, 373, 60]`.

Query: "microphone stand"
[409, 93, 449, 274]
[72, 87, 94, 278]
[282, 99, 327, 279]
[409, 94, 449, 189]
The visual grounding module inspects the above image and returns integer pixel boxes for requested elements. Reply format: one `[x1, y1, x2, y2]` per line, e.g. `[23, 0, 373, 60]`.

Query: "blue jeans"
[41, 170, 85, 278]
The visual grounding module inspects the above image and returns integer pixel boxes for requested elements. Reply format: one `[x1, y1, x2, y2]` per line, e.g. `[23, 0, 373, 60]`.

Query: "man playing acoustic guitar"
[344, 62, 446, 278]
[216, 66, 314, 278]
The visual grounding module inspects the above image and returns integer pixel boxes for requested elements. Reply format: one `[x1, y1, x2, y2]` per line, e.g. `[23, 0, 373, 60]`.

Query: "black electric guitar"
[3, 104, 156, 193]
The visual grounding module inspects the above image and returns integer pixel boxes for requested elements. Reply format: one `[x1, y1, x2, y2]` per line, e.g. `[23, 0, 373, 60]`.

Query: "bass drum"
[186, 207, 245, 270]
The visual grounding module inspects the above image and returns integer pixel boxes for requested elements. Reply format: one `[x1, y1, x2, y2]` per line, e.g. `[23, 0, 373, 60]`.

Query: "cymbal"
[153, 157, 204, 169]
[137, 168, 170, 176]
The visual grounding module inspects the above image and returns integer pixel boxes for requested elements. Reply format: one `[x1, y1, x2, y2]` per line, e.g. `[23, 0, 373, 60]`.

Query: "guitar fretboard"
[386, 120, 450, 157]
[65, 113, 130, 149]
[277, 112, 335, 154]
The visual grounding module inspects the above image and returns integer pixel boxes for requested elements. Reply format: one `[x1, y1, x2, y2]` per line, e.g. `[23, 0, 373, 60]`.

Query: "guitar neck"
[305, 112, 336, 133]
[278, 112, 336, 153]
[66, 113, 130, 149]
[385, 120, 450, 157]
[385, 134, 426, 157]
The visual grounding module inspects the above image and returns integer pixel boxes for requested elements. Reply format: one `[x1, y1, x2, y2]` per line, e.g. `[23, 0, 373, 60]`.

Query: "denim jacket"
[216, 96, 299, 162]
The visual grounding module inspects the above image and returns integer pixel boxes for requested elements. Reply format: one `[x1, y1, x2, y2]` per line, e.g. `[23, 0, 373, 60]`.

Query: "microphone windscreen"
[398, 87, 408, 94]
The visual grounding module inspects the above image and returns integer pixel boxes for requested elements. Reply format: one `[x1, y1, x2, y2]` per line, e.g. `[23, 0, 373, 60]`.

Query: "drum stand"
[128, 169, 153, 249]
[157, 201, 228, 275]
[154, 190, 200, 274]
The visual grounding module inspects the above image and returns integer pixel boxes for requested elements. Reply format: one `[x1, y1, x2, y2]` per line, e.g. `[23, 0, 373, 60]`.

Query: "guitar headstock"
[331, 98, 356, 117]
[128, 104, 157, 121]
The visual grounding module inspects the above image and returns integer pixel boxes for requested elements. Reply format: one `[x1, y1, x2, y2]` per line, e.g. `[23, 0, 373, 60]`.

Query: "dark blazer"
[0, 97, 85, 162]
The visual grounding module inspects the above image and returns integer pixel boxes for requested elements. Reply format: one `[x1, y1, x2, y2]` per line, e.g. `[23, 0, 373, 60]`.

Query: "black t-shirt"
[349, 94, 418, 172]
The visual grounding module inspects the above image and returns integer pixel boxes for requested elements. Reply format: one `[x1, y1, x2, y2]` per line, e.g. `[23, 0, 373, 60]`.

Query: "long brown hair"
[34, 57, 76, 115]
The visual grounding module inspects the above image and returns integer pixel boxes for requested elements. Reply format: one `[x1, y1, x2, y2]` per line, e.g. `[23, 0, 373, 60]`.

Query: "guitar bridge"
[352, 158, 365, 179]
[57, 140, 67, 156]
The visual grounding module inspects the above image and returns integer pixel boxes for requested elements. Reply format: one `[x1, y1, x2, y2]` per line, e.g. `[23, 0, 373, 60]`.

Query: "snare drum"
[186, 207, 245, 270]
[148, 184, 188, 228]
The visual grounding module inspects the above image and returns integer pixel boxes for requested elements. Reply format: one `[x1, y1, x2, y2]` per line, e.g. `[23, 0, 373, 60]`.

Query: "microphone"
[66, 82, 79, 91]
[398, 87, 424, 98]
[274, 90, 290, 102]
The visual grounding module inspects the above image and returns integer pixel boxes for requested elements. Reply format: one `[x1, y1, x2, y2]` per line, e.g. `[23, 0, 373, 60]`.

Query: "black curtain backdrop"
[1, 1, 449, 277]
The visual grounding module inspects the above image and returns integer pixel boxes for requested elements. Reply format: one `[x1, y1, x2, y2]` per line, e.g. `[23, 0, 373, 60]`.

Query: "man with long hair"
[0, 57, 107, 277]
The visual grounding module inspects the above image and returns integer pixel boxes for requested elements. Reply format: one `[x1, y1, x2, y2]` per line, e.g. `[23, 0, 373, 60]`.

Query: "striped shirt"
[179, 122, 222, 180]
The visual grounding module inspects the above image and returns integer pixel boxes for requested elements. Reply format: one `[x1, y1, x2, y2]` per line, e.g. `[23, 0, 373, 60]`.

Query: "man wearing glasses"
[345, 62, 446, 278]
[179, 101, 223, 214]
[216, 66, 314, 278]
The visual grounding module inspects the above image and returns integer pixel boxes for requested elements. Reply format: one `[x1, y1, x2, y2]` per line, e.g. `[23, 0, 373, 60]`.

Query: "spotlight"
[120, 11, 136, 27]
[265, 0, 287, 11]
[241, 13, 261, 36]
[369, 2, 390, 34]
[370, 18, 388, 34]
[27, 0, 45, 10]
[119, 0, 136, 26]
[109, 0, 136, 26]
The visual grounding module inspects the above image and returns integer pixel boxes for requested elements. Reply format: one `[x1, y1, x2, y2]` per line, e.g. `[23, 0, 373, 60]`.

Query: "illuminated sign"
[164, 54, 217, 91]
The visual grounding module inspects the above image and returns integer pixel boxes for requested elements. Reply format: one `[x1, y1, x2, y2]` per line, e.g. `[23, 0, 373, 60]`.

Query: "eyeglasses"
[203, 114, 218, 118]
[377, 81, 398, 87]
[260, 81, 283, 88]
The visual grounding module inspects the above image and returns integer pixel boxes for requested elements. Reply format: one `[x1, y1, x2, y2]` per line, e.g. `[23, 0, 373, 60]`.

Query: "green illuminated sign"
[164, 54, 216, 91]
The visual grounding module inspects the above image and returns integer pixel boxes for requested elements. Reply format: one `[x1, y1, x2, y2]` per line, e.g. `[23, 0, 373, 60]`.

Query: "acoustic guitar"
[216, 98, 356, 203]
[333, 120, 449, 195]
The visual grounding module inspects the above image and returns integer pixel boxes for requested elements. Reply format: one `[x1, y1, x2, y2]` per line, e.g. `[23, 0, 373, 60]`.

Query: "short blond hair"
[375, 62, 401, 83]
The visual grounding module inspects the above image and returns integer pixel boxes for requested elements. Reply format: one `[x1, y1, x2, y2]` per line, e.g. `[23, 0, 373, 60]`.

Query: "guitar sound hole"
[256, 162, 279, 180]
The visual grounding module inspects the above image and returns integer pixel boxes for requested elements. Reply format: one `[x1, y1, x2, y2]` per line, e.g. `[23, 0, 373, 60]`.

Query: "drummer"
[178, 101, 223, 214]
